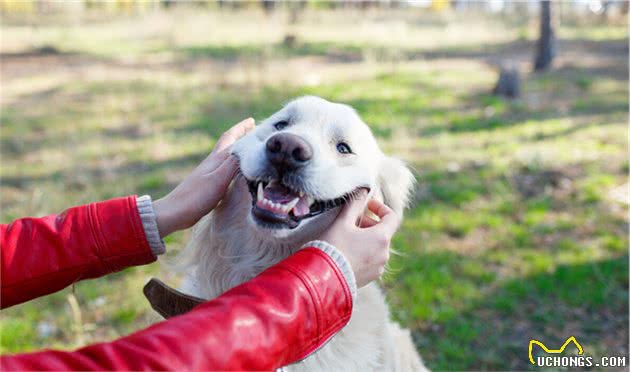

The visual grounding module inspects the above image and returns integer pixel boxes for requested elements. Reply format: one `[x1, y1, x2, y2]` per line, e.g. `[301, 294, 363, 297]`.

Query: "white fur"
[177, 96, 427, 371]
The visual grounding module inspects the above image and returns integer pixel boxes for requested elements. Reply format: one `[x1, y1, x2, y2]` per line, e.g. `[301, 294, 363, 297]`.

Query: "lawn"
[1, 6, 628, 370]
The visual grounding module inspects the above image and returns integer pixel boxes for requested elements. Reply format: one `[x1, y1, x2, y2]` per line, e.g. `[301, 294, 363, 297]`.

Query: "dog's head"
[231, 96, 414, 239]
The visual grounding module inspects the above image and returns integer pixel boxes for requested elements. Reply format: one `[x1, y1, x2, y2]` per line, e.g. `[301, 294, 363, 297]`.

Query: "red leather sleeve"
[0, 196, 156, 308]
[0, 248, 353, 371]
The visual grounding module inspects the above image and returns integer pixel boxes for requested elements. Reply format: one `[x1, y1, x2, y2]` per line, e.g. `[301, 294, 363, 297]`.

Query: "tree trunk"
[261, 0, 275, 13]
[534, 0, 554, 71]
[493, 65, 521, 99]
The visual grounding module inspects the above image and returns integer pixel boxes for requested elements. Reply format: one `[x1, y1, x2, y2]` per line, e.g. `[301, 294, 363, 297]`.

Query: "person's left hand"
[153, 118, 255, 237]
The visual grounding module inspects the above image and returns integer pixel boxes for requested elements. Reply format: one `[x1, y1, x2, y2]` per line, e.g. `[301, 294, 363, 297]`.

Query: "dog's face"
[231, 96, 414, 240]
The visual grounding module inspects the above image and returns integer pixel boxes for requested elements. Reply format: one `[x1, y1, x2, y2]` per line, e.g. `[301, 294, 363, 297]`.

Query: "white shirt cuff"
[136, 195, 166, 256]
[300, 240, 357, 302]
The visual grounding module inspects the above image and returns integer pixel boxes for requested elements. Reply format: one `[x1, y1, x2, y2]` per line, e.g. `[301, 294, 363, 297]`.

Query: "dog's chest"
[285, 284, 392, 372]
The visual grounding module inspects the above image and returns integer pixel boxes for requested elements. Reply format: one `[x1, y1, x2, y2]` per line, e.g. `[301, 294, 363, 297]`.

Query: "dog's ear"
[377, 156, 415, 217]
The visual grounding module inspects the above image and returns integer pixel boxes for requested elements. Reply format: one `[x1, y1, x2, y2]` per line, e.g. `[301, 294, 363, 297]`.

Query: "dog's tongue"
[293, 197, 310, 217]
[264, 181, 297, 203]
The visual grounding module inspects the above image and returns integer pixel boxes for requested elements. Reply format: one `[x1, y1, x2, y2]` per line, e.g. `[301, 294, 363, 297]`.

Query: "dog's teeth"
[257, 182, 264, 201]
[286, 197, 299, 211]
[299, 191, 304, 197]
[306, 196, 314, 207]
[283, 198, 299, 213]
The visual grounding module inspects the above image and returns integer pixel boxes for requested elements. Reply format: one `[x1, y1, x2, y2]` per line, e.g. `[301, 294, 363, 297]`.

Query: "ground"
[1, 7, 628, 370]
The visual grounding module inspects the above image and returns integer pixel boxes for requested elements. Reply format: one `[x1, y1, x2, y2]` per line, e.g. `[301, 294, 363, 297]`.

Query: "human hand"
[153, 118, 255, 237]
[319, 190, 401, 287]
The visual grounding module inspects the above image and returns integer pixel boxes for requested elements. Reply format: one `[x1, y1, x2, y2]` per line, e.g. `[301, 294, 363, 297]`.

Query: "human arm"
[0, 195, 156, 309]
[0, 247, 353, 371]
[0, 119, 255, 309]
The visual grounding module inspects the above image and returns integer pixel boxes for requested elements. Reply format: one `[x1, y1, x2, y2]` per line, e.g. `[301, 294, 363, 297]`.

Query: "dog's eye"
[274, 121, 289, 130]
[336, 142, 352, 154]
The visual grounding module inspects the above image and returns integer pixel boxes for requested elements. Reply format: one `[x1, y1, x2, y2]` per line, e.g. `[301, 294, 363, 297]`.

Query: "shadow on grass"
[386, 153, 627, 369]
[175, 37, 628, 77]
[394, 254, 628, 370]
[3, 36, 627, 154]
[418, 86, 627, 137]
[1, 151, 205, 194]
[4, 66, 624, 199]
[178, 41, 363, 63]
[175, 86, 295, 140]
[0, 45, 68, 59]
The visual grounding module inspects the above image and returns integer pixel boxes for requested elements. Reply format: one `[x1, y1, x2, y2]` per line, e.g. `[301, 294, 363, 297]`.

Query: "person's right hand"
[319, 190, 400, 288]
[153, 118, 255, 238]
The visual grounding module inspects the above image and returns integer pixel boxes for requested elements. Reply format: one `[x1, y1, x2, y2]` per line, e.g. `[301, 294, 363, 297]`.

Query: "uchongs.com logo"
[528, 336, 627, 368]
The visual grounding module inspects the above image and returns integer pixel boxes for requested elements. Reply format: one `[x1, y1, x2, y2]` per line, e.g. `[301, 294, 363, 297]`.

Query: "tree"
[534, 0, 554, 71]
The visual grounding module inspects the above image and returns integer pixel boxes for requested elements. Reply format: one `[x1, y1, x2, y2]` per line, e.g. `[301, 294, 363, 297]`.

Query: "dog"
[176, 96, 427, 371]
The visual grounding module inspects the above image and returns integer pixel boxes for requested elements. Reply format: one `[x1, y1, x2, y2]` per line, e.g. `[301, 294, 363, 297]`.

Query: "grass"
[1, 7, 628, 370]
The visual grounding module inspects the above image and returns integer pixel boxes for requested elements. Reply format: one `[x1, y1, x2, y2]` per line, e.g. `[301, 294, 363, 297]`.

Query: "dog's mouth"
[246, 179, 363, 229]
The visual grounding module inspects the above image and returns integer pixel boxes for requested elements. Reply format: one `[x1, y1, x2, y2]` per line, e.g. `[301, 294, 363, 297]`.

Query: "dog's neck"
[182, 205, 313, 300]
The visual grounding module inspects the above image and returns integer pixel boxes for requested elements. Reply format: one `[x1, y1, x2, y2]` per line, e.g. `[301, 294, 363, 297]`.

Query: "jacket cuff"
[136, 195, 166, 256]
[300, 240, 357, 302]
[87, 196, 156, 274]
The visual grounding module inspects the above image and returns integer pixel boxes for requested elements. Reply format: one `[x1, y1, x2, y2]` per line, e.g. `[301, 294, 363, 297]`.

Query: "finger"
[204, 155, 240, 200]
[363, 199, 400, 235]
[366, 199, 393, 220]
[195, 146, 231, 176]
[211, 155, 240, 181]
[337, 189, 368, 225]
[372, 208, 400, 236]
[357, 213, 379, 228]
[213, 118, 255, 154]
[208, 146, 231, 163]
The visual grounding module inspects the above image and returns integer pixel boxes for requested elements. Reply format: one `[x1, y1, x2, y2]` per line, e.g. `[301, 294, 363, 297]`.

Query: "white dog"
[177, 96, 427, 371]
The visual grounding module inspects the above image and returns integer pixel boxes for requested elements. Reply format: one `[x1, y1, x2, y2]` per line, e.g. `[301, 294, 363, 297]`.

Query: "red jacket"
[0, 196, 353, 370]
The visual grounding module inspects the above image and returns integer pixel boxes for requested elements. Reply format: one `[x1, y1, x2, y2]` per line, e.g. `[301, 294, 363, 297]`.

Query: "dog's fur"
[177, 96, 427, 371]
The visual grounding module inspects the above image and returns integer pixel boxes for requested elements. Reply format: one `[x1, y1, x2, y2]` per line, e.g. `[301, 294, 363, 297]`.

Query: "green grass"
[1, 8, 628, 370]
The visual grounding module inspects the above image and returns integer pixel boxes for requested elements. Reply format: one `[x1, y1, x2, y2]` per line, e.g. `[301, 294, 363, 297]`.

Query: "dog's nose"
[266, 133, 313, 171]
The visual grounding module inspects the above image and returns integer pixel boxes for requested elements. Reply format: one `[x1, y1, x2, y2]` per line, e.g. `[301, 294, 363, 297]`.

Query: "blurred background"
[1, 0, 628, 370]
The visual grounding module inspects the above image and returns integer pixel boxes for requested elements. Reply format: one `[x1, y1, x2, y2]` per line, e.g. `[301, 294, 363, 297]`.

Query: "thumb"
[337, 189, 369, 225]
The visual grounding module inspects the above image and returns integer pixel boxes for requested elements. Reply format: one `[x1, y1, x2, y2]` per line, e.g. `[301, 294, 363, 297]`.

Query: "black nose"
[266, 133, 313, 172]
